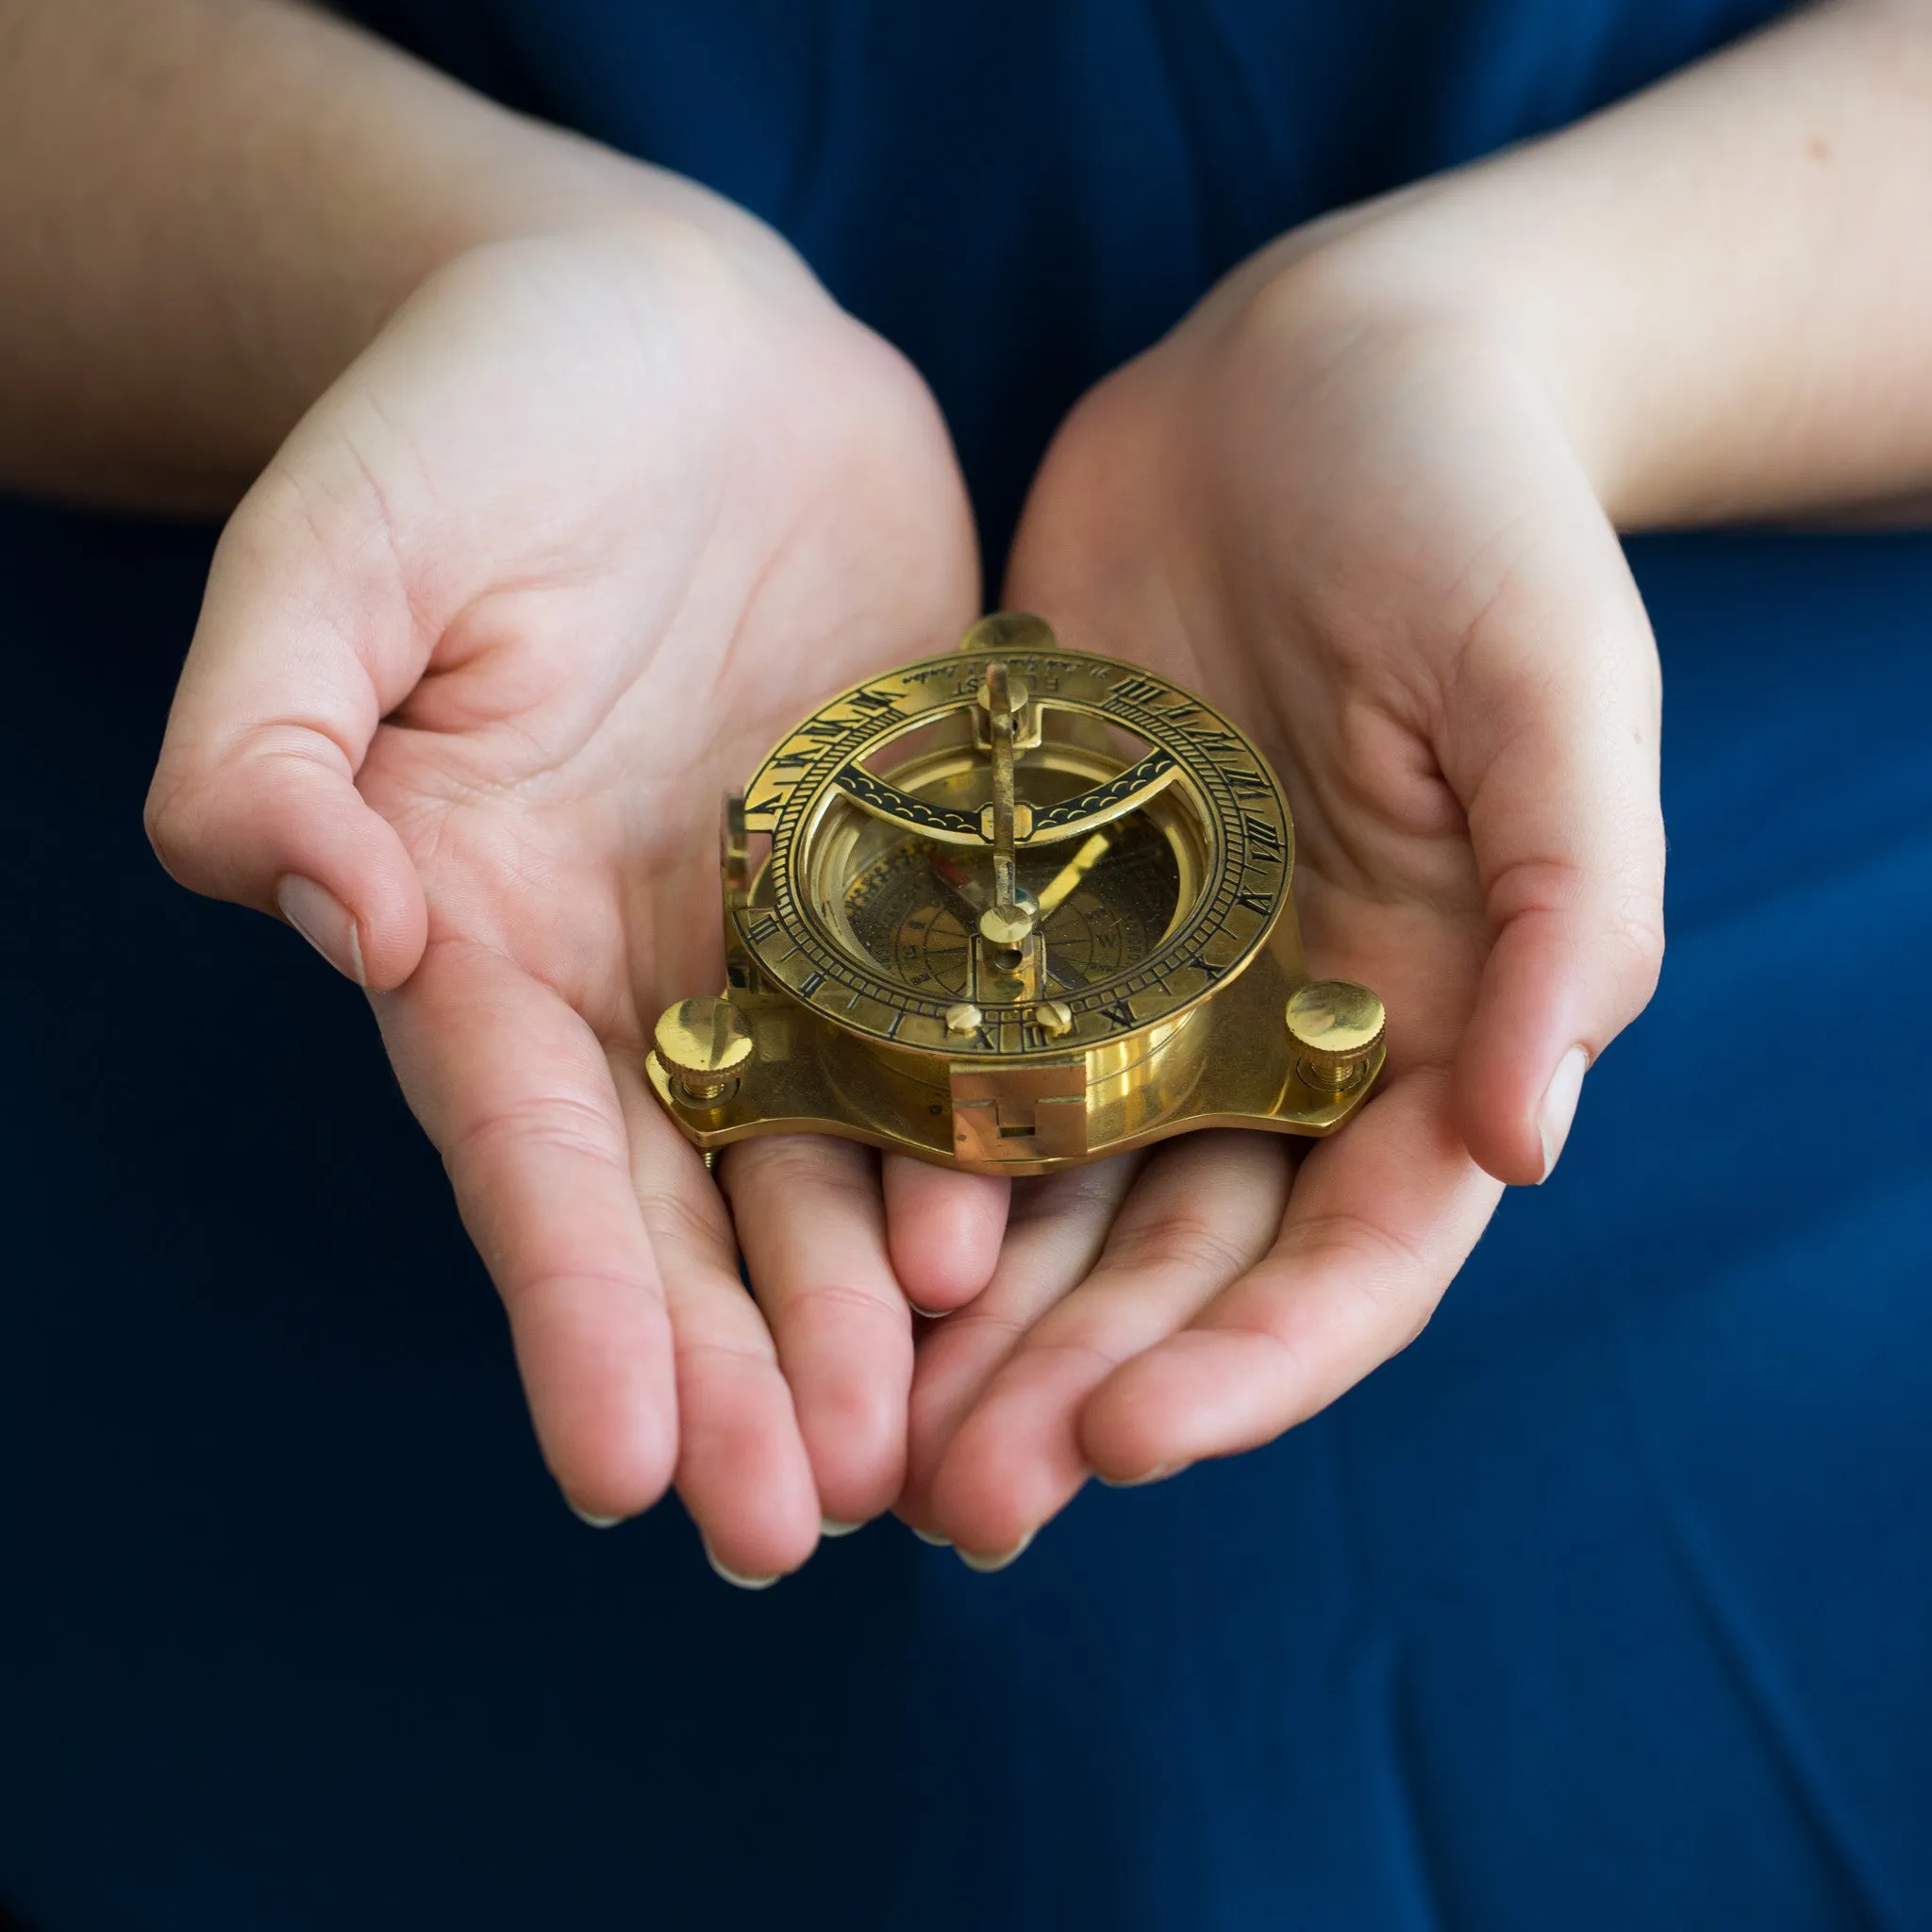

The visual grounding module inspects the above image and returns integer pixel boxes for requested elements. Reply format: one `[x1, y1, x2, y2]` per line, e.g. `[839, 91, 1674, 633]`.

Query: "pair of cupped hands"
[145, 180, 1663, 1584]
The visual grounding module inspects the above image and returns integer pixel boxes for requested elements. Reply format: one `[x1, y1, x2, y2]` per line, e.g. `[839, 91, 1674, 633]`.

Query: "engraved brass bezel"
[737, 645, 1292, 1060]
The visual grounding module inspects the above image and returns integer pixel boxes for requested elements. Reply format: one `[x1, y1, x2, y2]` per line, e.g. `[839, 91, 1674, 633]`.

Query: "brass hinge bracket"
[949, 1058, 1088, 1164]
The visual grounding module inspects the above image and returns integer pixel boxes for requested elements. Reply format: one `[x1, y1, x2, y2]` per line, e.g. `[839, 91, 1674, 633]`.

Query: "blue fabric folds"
[5, 4, 1930, 1927]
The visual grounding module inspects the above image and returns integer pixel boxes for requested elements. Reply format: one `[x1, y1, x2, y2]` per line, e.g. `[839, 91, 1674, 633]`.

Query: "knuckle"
[1609, 885, 1667, 967]
[1014, 1333, 1124, 1377]
[770, 1278, 900, 1326]
[724, 1137, 878, 1215]
[496, 1261, 659, 1320]
[1274, 1208, 1431, 1308]
[449, 1092, 626, 1176]
[944, 1306, 1031, 1348]
[1484, 851, 1586, 926]
[142, 771, 209, 884]
[1009, 1161, 1131, 1231]
[143, 729, 358, 898]
[1591, 891, 1667, 1038]
[636, 1178, 730, 1257]
[673, 1333, 781, 1382]
[1102, 1209, 1254, 1283]
[1486, 851, 1668, 1030]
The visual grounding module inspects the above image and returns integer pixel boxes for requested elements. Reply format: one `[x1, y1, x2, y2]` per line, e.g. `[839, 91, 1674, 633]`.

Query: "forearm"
[0, 0, 722, 510]
[1292, 0, 1932, 527]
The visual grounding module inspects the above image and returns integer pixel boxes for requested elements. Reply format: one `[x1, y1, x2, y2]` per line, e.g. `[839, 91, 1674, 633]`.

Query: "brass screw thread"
[1295, 1055, 1367, 1097]
[1284, 980, 1385, 1094]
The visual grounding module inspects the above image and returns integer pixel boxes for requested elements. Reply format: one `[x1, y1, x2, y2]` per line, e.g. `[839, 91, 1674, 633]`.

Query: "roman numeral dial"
[724, 628, 1291, 1056]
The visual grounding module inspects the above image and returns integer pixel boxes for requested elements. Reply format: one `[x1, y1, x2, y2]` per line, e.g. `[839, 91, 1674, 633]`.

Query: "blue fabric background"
[5, 5, 1930, 1927]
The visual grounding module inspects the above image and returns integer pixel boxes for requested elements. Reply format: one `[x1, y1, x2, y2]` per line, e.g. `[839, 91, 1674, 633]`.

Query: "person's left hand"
[897, 231, 1667, 1562]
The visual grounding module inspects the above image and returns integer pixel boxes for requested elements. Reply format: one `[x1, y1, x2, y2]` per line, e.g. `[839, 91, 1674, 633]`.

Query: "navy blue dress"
[6, 6, 1931, 1926]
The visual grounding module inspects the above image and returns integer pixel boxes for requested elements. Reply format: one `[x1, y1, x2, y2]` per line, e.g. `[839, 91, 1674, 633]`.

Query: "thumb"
[1444, 514, 1666, 1187]
[143, 463, 429, 991]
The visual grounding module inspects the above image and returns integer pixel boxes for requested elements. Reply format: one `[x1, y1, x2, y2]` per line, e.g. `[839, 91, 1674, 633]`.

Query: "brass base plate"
[646, 942, 1384, 1177]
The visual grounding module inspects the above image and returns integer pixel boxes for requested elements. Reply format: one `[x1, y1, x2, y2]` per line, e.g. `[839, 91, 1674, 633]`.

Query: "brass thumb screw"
[1285, 980, 1386, 1093]
[655, 997, 755, 1105]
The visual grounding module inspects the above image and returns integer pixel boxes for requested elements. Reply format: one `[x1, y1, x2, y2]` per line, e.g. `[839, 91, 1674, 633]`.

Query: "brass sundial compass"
[647, 613, 1386, 1174]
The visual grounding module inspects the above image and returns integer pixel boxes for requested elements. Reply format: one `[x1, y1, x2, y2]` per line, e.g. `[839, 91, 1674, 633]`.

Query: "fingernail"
[958, 1532, 1034, 1574]
[1096, 1462, 1190, 1490]
[908, 1302, 953, 1320]
[275, 874, 365, 987]
[820, 1517, 864, 1539]
[1537, 1045, 1590, 1181]
[565, 1497, 623, 1528]
[702, 1537, 779, 1591]
[910, 1526, 952, 1548]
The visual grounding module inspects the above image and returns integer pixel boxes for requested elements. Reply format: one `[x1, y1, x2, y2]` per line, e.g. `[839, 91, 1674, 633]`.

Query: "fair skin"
[5, 0, 1930, 1577]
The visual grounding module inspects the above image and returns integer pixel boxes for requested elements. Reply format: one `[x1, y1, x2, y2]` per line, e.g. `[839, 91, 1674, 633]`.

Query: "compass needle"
[1037, 832, 1112, 916]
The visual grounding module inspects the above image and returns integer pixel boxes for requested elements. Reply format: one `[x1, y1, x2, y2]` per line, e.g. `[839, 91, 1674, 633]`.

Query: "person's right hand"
[143, 196, 1005, 1581]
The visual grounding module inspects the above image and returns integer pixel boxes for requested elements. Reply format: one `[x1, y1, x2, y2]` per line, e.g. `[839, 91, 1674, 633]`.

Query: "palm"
[903, 291, 1662, 1558]
[1041, 320, 1583, 1084]
[301, 228, 971, 1016]
[361, 589, 898, 1053]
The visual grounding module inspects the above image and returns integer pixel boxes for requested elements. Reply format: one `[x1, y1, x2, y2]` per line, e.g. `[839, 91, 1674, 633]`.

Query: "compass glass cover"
[824, 723, 1198, 1002]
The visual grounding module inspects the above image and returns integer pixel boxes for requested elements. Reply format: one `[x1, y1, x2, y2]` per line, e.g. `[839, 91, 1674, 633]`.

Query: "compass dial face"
[841, 811, 1182, 1000]
[735, 643, 1293, 1059]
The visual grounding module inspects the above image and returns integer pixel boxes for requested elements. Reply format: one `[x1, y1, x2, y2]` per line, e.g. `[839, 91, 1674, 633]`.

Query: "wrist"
[0, 0, 815, 511]
[386, 114, 808, 307]
[268, 102, 808, 420]
[1239, 188, 1660, 529]
[1238, 0, 1932, 534]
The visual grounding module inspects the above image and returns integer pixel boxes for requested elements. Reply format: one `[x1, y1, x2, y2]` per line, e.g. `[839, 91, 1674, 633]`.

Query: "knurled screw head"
[1285, 979, 1386, 1091]
[655, 997, 754, 1104]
